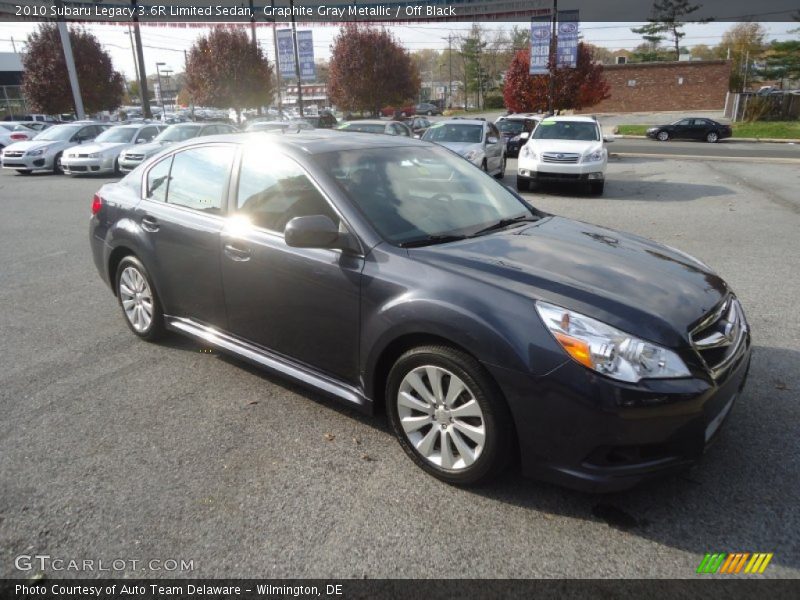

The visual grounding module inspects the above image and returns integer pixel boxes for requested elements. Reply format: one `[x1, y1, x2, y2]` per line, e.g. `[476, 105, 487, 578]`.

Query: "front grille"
[3, 151, 24, 158]
[76, 153, 90, 158]
[542, 152, 580, 163]
[690, 296, 747, 378]
[123, 154, 143, 161]
[66, 165, 87, 172]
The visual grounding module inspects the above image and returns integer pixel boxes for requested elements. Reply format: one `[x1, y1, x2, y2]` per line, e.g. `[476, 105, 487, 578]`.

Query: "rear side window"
[167, 146, 235, 213]
[146, 156, 172, 203]
[236, 150, 338, 233]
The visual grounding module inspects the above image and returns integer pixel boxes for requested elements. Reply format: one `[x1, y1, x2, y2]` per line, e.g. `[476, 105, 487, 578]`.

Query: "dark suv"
[90, 131, 750, 491]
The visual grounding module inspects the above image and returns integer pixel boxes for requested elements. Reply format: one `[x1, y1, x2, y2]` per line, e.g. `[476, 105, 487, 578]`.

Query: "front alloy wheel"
[116, 256, 165, 341]
[657, 131, 669, 141]
[706, 131, 719, 143]
[387, 345, 512, 485]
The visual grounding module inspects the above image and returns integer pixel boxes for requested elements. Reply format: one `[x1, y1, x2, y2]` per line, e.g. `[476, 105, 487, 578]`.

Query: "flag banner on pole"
[556, 10, 579, 68]
[297, 30, 316, 81]
[529, 14, 551, 76]
[276, 28, 296, 78]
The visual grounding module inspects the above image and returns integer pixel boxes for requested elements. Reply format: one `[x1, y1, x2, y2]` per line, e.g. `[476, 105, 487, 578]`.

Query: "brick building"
[580, 60, 731, 113]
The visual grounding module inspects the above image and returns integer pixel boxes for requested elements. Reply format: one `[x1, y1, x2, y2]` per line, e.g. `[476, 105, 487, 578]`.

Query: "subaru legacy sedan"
[89, 132, 750, 491]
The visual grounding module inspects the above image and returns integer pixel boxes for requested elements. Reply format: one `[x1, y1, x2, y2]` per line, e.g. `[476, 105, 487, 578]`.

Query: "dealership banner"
[297, 30, 316, 81]
[556, 10, 579, 68]
[528, 14, 551, 76]
[277, 29, 316, 81]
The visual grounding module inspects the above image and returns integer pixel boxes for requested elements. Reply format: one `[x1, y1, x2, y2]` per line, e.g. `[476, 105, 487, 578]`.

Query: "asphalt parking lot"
[1, 152, 799, 579]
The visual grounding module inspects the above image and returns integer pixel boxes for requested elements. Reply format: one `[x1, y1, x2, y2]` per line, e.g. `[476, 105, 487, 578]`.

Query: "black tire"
[115, 255, 166, 342]
[494, 157, 506, 179]
[657, 131, 669, 142]
[386, 345, 513, 486]
[16, 169, 33, 175]
[706, 131, 719, 143]
[113, 158, 121, 175]
[516, 177, 529, 192]
[53, 152, 63, 174]
[590, 180, 605, 195]
[481, 159, 488, 172]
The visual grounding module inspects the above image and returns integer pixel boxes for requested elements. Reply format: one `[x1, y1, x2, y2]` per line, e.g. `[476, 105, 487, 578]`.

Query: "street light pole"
[53, 0, 85, 119]
[547, 0, 558, 115]
[289, 0, 303, 117]
[155, 62, 166, 118]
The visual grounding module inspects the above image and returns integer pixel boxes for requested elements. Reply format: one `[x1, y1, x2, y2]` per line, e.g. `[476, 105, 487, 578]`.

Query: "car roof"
[539, 116, 598, 123]
[435, 119, 487, 126]
[190, 130, 429, 155]
[340, 120, 390, 125]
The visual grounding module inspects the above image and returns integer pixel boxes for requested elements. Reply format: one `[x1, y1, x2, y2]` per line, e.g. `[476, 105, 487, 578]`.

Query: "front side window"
[236, 147, 338, 233]
[146, 156, 172, 203]
[167, 146, 235, 213]
[136, 127, 158, 143]
[422, 124, 483, 144]
[316, 146, 535, 246]
[95, 127, 138, 144]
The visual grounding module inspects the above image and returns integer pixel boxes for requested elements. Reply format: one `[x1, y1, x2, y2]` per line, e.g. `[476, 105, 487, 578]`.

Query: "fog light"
[519, 169, 530, 176]
[587, 172, 604, 180]
[33, 159, 45, 167]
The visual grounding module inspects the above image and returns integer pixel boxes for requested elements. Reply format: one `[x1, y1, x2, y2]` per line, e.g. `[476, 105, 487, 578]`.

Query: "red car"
[381, 105, 416, 118]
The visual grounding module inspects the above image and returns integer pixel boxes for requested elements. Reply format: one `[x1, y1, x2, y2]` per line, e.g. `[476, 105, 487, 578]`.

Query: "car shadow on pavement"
[466, 344, 800, 572]
[530, 178, 734, 202]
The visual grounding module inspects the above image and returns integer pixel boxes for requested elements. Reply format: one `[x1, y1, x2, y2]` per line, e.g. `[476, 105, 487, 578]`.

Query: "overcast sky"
[0, 21, 796, 80]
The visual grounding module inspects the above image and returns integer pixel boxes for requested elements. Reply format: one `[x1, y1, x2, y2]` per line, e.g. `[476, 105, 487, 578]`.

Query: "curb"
[613, 134, 800, 144]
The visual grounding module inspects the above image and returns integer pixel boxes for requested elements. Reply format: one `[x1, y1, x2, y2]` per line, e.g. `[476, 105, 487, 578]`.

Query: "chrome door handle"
[141, 216, 159, 232]
[224, 243, 251, 262]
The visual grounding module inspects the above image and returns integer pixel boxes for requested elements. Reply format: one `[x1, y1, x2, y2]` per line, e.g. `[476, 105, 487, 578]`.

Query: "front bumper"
[517, 157, 605, 183]
[61, 155, 116, 175]
[119, 157, 146, 172]
[504, 138, 523, 156]
[486, 334, 751, 492]
[1, 154, 53, 171]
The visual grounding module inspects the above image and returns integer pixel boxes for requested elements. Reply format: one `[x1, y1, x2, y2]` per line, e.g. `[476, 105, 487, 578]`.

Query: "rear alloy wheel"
[53, 152, 63, 174]
[427, 110, 433, 116]
[657, 131, 669, 142]
[706, 131, 719, 143]
[387, 345, 512, 485]
[116, 256, 165, 341]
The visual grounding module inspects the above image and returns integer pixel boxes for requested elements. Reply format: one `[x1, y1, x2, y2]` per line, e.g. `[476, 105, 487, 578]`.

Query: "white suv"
[516, 116, 610, 195]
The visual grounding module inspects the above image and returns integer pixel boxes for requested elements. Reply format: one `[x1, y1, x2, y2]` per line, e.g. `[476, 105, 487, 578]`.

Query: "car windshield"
[533, 120, 599, 141]
[95, 127, 138, 143]
[339, 123, 386, 134]
[155, 125, 202, 142]
[315, 146, 536, 246]
[422, 123, 483, 144]
[33, 125, 82, 142]
[497, 120, 526, 134]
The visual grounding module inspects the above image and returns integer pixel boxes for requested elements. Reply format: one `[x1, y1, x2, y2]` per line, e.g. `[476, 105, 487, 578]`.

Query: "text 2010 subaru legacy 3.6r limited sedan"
[89, 131, 750, 491]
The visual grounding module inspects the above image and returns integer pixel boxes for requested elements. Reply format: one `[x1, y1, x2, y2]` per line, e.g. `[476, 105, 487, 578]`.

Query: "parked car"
[89, 131, 751, 490]
[301, 113, 338, 129]
[61, 123, 165, 176]
[646, 118, 732, 143]
[245, 120, 314, 133]
[336, 120, 412, 137]
[516, 116, 609, 195]
[381, 105, 416, 118]
[118, 122, 238, 173]
[1, 122, 108, 175]
[0, 122, 43, 148]
[415, 102, 442, 116]
[495, 114, 541, 157]
[422, 119, 505, 178]
[403, 116, 434, 138]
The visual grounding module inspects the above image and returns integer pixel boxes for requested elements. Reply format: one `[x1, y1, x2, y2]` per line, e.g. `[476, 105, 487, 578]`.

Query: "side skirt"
[165, 316, 371, 413]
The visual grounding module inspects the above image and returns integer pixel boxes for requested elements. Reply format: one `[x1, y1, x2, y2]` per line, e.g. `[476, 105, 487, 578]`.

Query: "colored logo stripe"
[697, 553, 773, 574]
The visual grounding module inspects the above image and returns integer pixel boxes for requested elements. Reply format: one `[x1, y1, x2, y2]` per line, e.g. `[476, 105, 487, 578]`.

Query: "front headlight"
[510, 135, 521, 142]
[584, 150, 603, 162]
[88, 152, 100, 159]
[26, 149, 45, 156]
[520, 144, 537, 159]
[461, 149, 479, 161]
[535, 301, 690, 383]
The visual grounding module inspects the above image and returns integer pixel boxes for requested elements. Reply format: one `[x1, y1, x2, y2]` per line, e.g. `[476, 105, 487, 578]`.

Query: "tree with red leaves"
[503, 43, 610, 113]
[22, 24, 124, 115]
[328, 24, 420, 115]
[185, 26, 273, 122]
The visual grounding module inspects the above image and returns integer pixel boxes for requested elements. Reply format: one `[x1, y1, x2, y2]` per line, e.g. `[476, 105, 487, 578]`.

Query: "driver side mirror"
[136, 138, 147, 144]
[285, 215, 340, 249]
[520, 131, 530, 140]
[603, 135, 615, 143]
[486, 136, 499, 145]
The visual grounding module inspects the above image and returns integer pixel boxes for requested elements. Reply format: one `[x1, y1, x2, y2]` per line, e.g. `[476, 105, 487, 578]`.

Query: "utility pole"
[155, 62, 166, 118]
[289, 0, 303, 116]
[126, 25, 140, 103]
[742, 50, 750, 91]
[442, 34, 452, 109]
[183, 49, 194, 119]
[547, 0, 558, 115]
[131, 0, 151, 119]
[270, 1, 283, 115]
[248, 0, 262, 115]
[53, 0, 85, 119]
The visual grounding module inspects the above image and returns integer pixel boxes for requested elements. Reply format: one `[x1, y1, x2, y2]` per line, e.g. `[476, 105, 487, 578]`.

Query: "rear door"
[486, 123, 503, 171]
[137, 143, 236, 326]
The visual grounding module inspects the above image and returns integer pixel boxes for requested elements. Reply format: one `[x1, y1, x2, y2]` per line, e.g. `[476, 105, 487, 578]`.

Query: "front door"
[220, 148, 363, 383]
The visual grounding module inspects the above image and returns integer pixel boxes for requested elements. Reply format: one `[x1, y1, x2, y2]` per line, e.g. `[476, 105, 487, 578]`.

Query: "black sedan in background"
[89, 131, 750, 491]
[403, 116, 434, 138]
[415, 102, 442, 116]
[646, 118, 733, 143]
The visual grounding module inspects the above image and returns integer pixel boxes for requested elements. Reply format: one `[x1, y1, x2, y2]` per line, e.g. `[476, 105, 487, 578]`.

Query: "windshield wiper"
[398, 234, 468, 248]
[471, 215, 539, 236]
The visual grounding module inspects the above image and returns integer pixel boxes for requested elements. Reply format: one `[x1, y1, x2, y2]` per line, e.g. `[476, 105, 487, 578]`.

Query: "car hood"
[4, 140, 62, 153]
[436, 141, 483, 155]
[411, 216, 729, 347]
[528, 139, 600, 154]
[66, 142, 129, 156]
[125, 140, 171, 156]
